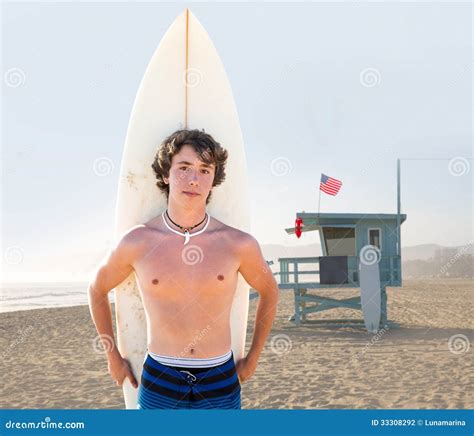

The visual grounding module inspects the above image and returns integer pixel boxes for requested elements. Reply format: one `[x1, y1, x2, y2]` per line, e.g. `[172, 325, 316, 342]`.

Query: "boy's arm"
[87, 227, 143, 387]
[238, 234, 279, 366]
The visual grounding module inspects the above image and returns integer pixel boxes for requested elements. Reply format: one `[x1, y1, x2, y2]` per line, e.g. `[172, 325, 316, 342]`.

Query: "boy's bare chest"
[134, 235, 240, 300]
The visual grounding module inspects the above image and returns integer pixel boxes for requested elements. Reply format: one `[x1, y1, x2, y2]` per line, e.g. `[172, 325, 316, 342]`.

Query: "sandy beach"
[1, 278, 472, 409]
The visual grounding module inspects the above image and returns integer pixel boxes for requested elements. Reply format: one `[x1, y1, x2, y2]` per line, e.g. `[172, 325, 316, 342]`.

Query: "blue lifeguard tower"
[281, 211, 406, 328]
[250, 160, 407, 332]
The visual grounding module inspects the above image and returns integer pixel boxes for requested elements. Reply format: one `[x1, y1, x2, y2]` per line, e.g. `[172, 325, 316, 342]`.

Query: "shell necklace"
[161, 210, 210, 245]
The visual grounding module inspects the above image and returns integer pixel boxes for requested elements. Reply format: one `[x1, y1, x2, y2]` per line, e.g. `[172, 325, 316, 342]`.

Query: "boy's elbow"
[87, 270, 109, 299]
[260, 283, 279, 302]
[272, 286, 280, 303]
[87, 282, 102, 301]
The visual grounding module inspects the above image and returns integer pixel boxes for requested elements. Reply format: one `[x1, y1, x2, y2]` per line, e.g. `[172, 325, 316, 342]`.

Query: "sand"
[1, 279, 472, 409]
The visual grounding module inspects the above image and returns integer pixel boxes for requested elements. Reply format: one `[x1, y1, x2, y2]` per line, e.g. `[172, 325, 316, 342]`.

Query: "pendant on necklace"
[184, 229, 190, 245]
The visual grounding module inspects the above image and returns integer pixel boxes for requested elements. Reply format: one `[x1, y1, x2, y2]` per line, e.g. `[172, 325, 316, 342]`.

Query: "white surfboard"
[359, 258, 381, 334]
[113, 9, 251, 409]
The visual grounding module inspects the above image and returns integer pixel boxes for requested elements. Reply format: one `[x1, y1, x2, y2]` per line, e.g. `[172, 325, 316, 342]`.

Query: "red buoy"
[295, 217, 303, 238]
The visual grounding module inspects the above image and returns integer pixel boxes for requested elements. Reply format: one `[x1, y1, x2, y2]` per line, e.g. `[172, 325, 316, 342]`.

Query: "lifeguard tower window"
[322, 227, 356, 256]
[369, 228, 381, 250]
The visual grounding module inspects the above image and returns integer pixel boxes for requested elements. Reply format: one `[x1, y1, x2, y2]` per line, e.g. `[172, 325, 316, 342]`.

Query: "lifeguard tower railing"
[250, 254, 402, 328]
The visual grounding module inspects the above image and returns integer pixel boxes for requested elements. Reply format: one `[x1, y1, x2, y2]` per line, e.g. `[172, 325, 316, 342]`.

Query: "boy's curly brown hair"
[151, 129, 229, 205]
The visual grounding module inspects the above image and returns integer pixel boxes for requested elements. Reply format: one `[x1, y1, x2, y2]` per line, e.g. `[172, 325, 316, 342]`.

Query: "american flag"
[320, 173, 342, 196]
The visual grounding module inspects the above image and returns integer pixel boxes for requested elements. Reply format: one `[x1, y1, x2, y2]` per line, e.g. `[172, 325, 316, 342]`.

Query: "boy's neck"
[166, 201, 207, 230]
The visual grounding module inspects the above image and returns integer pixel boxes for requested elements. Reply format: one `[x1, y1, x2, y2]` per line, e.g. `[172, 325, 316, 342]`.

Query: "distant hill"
[402, 243, 474, 261]
[401, 244, 473, 278]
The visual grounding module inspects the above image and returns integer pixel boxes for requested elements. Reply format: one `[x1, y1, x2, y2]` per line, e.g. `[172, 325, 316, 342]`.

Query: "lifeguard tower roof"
[285, 212, 407, 235]
[283, 211, 407, 288]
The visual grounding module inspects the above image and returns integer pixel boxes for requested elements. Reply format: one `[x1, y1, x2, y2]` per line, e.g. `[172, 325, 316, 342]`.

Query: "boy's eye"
[179, 166, 209, 174]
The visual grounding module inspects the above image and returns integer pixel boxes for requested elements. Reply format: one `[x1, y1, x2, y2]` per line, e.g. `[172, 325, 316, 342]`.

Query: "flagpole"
[317, 188, 321, 216]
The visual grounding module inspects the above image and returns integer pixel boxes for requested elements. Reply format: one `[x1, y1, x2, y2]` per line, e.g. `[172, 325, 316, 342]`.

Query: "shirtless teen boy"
[88, 129, 279, 409]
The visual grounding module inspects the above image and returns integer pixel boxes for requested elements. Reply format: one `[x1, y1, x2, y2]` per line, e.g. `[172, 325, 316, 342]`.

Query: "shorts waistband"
[147, 349, 233, 368]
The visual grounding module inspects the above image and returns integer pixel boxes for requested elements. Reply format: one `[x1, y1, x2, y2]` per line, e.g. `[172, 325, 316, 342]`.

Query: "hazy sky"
[1, 1, 472, 281]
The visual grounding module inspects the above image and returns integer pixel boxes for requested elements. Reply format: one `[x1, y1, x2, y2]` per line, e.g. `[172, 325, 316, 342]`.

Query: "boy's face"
[164, 144, 216, 204]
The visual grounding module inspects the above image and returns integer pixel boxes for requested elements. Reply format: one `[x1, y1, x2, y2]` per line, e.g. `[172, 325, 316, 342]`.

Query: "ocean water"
[0, 282, 115, 313]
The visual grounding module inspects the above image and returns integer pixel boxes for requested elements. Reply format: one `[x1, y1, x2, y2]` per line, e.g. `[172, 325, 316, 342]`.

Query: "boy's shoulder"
[115, 224, 151, 248]
[210, 217, 257, 248]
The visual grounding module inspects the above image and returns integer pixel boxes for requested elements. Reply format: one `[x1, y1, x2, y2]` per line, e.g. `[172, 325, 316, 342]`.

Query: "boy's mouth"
[183, 191, 200, 197]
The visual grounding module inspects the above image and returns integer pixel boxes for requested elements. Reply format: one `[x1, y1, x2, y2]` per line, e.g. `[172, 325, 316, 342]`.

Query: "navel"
[152, 278, 159, 285]
[190, 348, 194, 354]
[217, 274, 224, 281]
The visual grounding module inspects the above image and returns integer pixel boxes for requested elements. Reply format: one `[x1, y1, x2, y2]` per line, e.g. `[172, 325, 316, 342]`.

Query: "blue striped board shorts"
[137, 351, 241, 409]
